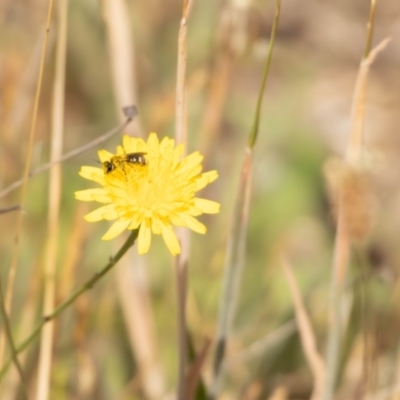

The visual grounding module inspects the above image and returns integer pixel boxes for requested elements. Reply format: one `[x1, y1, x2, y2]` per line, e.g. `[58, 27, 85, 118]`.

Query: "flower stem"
[0, 229, 139, 379]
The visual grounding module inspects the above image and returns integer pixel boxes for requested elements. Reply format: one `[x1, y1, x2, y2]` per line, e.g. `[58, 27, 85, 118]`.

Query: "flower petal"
[98, 149, 114, 163]
[79, 166, 104, 184]
[138, 221, 152, 254]
[102, 220, 131, 240]
[174, 214, 206, 233]
[194, 198, 220, 214]
[84, 206, 117, 222]
[161, 225, 181, 255]
[195, 170, 218, 190]
[75, 188, 103, 201]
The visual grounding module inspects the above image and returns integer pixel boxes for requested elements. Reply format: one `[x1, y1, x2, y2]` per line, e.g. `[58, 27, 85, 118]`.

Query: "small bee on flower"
[75, 133, 220, 255]
[102, 152, 147, 174]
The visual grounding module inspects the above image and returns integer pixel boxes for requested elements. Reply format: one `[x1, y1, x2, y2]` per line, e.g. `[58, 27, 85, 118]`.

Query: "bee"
[103, 152, 147, 174]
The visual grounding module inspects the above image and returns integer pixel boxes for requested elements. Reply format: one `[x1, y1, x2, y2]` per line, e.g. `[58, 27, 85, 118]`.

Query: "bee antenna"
[93, 159, 101, 164]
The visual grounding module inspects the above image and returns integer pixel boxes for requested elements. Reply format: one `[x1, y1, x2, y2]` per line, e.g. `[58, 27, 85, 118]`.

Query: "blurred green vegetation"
[1, 0, 400, 399]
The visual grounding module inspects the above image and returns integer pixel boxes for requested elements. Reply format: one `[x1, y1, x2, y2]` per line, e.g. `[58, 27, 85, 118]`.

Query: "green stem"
[363, 0, 377, 59]
[248, 0, 281, 149]
[0, 229, 138, 379]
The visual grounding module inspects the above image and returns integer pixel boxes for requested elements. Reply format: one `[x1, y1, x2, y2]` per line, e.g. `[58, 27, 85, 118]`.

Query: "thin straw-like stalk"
[222, 320, 295, 375]
[0, 230, 139, 379]
[35, 0, 67, 398]
[2, 258, 41, 400]
[0, 109, 136, 199]
[210, 1, 281, 397]
[103, 0, 165, 397]
[323, 25, 390, 400]
[103, 0, 141, 137]
[174, 1, 194, 399]
[0, 205, 21, 214]
[281, 257, 325, 400]
[0, 280, 29, 400]
[0, 0, 54, 384]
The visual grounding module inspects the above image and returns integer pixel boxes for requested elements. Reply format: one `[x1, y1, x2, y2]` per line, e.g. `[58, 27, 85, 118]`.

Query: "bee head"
[103, 161, 115, 174]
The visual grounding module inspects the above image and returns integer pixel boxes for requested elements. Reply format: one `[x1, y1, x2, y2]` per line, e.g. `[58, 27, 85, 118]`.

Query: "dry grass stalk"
[102, 0, 165, 397]
[103, 0, 141, 137]
[174, 1, 194, 399]
[186, 338, 211, 400]
[0, 114, 134, 199]
[211, 0, 281, 396]
[2, 258, 41, 400]
[35, 1, 67, 398]
[224, 320, 296, 368]
[324, 37, 391, 400]
[281, 256, 325, 400]
[0, 0, 55, 386]
[0, 281, 28, 400]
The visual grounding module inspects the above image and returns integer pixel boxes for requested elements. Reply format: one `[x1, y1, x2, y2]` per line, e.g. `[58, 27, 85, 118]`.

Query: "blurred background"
[1, 0, 400, 399]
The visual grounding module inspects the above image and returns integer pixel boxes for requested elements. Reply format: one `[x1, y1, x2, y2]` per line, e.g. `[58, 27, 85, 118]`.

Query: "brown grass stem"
[0, 205, 21, 214]
[363, 0, 377, 59]
[281, 256, 325, 400]
[0, 229, 139, 380]
[324, 36, 390, 400]
[174, 1, 194, 399]
[0, 279, 29, 400]
[103, 0, 141, 137]
[0, 107, 136, 199]
[35, 0, 67, 398]
[0, 0, 55, 387]
[103, 0, 165, 396]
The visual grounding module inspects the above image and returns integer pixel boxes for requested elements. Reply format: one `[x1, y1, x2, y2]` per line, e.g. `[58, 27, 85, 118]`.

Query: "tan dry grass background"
[1, 0, 400, 399]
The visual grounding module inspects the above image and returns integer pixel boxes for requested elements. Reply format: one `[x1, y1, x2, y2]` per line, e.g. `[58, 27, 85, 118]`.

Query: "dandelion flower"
[75, 133, 220, 255]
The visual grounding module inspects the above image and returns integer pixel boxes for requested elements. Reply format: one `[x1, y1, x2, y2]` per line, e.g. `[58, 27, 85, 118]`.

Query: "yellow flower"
[75, 133, 220, 255]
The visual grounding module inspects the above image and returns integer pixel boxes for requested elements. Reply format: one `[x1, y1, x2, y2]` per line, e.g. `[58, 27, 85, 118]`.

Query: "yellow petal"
[173, 214, 206, 233]
[83, 206, 109, 222]
[195, 170, 218, 190]
[172, 144, 184, 167]
[185, 151, 203, 168]
[92, 193, 113, 203]
[185, 215, 206, 233]
[138, 221, 152, 254]
[147, 132, 160, 152]
[79, 166, 104, 184]
[75, 188, 103, 201]
[98, 149, 114, 163]
[102, 220, 131, 240]
[151, 218, 163, 234]
[161, 225, 181, 255]
[123, 134, 146, 153]
[194, 198, 220, 214]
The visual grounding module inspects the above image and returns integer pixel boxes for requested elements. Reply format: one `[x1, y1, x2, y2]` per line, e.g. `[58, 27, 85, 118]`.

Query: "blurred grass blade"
[0, 0, 55, 385]
[211, 149, 252, 398]
[248, 0, 281, 149]
[174, 1, 194, 399]
[35, 0, 67, 398]
[186, 332, 210, 400]
[103, 0, 165, 397]
[0, 112, 135, 199]
[211, 0, 281, 397]
[0, 230, 139, 379]
[281, 256, 325, 400]
[324, 37, 390, 400]
[0, 279, 29, 400]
